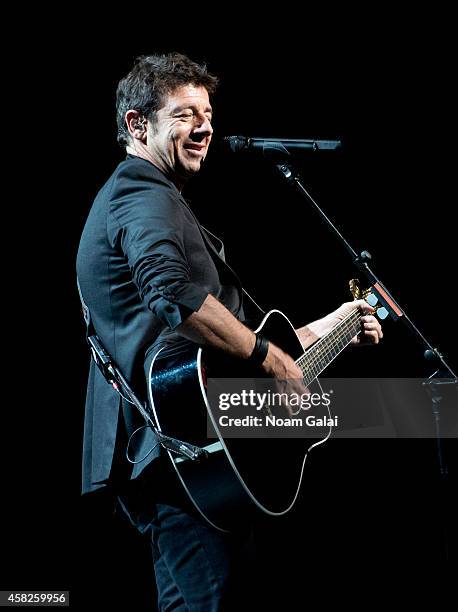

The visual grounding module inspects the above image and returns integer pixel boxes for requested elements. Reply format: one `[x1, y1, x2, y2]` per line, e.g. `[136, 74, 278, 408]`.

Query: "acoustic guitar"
[147, 280, 386, 531]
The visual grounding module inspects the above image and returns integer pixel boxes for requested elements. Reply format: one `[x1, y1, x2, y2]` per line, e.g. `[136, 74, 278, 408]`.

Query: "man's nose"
[192, 116, 213, 137]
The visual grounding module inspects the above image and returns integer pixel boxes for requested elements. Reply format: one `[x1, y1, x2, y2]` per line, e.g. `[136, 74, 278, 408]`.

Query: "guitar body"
[148, 309, 332, 532]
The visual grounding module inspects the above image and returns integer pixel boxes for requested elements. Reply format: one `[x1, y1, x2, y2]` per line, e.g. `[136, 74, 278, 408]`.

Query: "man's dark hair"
[116, 52, 218, 147]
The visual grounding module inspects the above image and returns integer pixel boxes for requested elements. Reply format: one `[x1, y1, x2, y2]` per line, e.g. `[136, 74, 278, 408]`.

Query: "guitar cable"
[125, 425, 161, 464]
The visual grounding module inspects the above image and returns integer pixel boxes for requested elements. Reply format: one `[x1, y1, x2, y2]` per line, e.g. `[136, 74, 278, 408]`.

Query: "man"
[77, 52, 382, 609]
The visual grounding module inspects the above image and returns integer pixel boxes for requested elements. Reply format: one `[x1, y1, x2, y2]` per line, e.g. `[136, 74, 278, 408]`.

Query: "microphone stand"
[273, 154, 456, 557]
[274, 158, 456, 378]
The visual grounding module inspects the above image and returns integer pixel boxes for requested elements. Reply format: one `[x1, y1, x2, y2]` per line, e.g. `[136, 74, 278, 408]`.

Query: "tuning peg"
[349, 279, 361, 300]
[349, 280, 389, 320]
[366, 293, 378, 307]
[365, 292, 389, 319]
[375, 306, 389, 320]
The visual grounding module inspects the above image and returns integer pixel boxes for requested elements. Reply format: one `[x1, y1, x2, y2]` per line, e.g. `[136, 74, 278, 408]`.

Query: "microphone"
[223, 135, 342, 156]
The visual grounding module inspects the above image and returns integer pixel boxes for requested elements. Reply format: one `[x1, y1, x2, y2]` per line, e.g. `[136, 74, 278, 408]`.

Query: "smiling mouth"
[184, 143, 206, 153]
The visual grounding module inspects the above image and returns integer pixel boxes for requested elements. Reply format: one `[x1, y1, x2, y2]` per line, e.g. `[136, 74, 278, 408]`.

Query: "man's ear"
[125, 110, 147, 141]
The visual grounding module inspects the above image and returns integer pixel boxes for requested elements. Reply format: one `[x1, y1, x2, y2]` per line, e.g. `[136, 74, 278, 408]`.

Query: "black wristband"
[249, 333, 269, 365]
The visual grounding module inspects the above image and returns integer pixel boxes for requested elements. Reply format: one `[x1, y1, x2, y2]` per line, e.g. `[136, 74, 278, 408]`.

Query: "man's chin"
[180, 160, 203, 177]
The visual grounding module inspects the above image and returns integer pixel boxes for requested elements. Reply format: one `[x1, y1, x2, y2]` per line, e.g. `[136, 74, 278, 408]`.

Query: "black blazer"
[77, 155, 243, 494]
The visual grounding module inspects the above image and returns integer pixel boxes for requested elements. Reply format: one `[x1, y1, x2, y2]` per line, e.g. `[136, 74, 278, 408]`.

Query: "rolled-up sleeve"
[107, 173, 209, 329]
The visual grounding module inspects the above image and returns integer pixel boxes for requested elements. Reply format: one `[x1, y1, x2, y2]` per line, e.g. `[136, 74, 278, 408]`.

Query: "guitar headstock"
[349, 279, 389, 320]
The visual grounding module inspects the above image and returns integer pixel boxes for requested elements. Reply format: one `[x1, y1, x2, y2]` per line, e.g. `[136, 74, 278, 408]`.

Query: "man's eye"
[177, 113, 193, 119]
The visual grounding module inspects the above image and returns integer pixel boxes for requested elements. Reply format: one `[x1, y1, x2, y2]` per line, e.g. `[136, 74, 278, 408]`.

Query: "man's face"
[147, 84, 213, 183]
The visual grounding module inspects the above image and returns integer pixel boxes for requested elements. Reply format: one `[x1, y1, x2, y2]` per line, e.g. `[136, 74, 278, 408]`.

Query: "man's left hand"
[330, 300, 383, 346]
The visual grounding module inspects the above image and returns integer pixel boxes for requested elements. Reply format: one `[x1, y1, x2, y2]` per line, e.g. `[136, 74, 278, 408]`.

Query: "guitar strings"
[299, 312, 361, 385]
[296, 309, 362, 385]
[303, 309, 360, 363]
[297, 308, 359, 369]
[301, 334, 359, 386]
[299, 310, 360, 382]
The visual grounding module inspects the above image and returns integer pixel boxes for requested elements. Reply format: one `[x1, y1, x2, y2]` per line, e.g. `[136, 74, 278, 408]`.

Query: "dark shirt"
[77, 155, 243, 494]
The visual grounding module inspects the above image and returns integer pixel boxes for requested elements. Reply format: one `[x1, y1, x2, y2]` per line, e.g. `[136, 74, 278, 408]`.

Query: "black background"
[3, 14, 457, 608]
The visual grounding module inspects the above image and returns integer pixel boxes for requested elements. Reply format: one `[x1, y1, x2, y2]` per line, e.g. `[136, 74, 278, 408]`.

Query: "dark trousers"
[117, 458, 256, 611]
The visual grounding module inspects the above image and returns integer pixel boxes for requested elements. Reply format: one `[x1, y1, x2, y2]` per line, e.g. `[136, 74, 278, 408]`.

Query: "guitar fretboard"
[297, 310, 361, 386]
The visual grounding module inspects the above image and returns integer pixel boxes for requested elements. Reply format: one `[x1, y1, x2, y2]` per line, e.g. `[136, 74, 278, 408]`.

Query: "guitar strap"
[201, 224, 267, 318]
[77, 276, 121, 389]
[179, 194, 267, 320]
[77, 276, 94, 340]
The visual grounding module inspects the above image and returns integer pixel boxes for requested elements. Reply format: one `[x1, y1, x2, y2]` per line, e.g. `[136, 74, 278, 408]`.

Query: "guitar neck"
[297, 309, 361, 386]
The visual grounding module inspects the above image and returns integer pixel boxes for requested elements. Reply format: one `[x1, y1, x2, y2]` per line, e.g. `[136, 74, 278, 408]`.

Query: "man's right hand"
[261, 342, 303, 381]
[261, 342, 308, 416]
